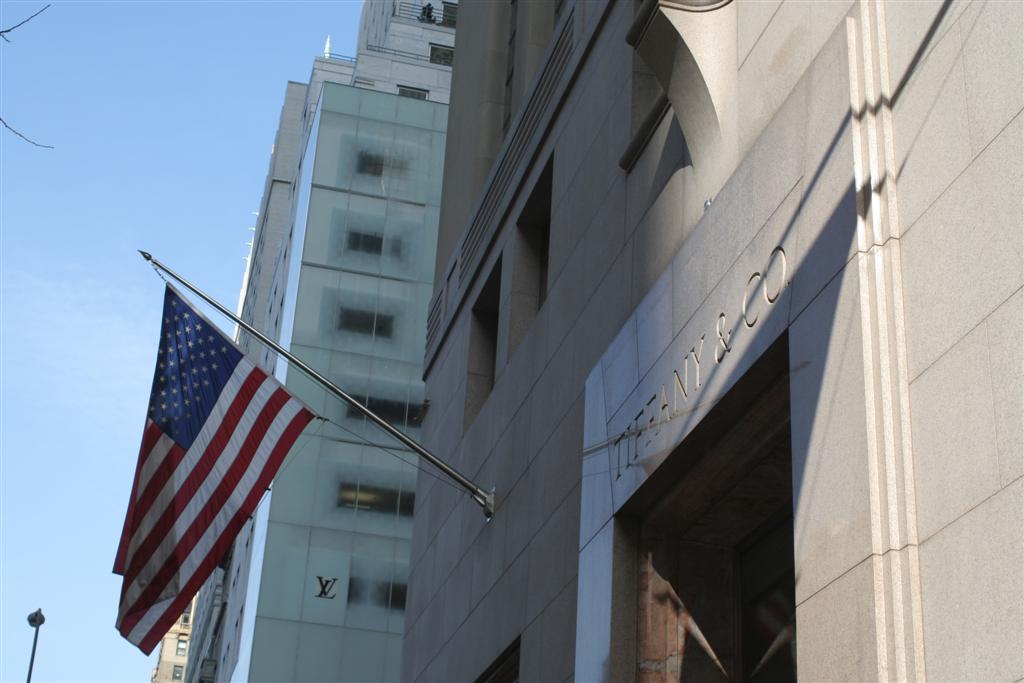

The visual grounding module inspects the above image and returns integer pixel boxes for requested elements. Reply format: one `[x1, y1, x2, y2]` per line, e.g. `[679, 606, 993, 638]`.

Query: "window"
[176, 637, 187, 657]
[337, 481, 414, 516]
[441, 1, 457, 27]
[429, 43, 454, 66]
[357, 150, 386, 176]
[180, 604, 191, 626]
[345, 395, 410, 425]
[347, 230, 384, 255]
[338, 308, 394, 338]
[397, 85, 429, 100]
[476, 639, 520, 683]
[172, 665, 184, 681]
[465, 259, 502, 426]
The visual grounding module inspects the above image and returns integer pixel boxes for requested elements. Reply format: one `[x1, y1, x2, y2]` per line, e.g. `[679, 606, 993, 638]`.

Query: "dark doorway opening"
[635, 342, 796, 681]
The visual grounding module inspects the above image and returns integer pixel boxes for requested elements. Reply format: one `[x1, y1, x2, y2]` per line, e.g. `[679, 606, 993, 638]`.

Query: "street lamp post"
[26, 609, 44, 683]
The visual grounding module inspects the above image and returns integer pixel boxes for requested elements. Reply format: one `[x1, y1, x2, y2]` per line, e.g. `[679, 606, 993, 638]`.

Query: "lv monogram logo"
[315, 576, 338, 599]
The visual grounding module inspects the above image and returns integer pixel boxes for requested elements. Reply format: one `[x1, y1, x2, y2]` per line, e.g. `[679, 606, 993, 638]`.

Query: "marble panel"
[737, 0, 783, 67]
[910, 321, 1001, 542]
[892, 19, 972, 230]
[919, 479, 1024, 682]
[636, 266, 675, 382]
[884, 0, 971, 89]
[790, 23, 858, 316]
[256, 521, 310, 622]
[737, 0, 812, 156]
[960, 0, 1024, 154]
[795, 556, 880, 682]
[986, 289, 1024, 485]
[574, 520, 615, 683]
[901, 115, 1023, 377]
[790, 260, 874, 603]
[293, 623, 345, 682]
[539, 577, 578, 683]
[526, 492, 570, 624]
[249, 617, 300, 682]
[601, 313, 639, 422]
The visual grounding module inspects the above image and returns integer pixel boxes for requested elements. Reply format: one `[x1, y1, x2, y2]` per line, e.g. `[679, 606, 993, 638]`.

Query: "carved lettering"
[715, 313, 732, 364]
[672, 367, 688, 410]
[315, 576, 338, 599]
[643, 395, 658, 447]
[742, 273, 761, 328]
[763, 247, 788, 303]
[690, 335, 705, 389]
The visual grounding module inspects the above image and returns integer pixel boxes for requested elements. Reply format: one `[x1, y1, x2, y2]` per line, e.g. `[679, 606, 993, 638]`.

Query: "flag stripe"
[132, 408, 313, 652]
[113, 421, 164, 573]
[118, 382, 293, 626]
[121, 401, 312, 645]
[127, 434, 181, 536]
[120, 365, 267, 586]
[125, 361, 262, 546]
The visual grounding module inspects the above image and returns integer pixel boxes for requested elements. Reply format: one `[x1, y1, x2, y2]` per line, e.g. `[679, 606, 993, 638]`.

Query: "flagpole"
[139, 251, 495, 518]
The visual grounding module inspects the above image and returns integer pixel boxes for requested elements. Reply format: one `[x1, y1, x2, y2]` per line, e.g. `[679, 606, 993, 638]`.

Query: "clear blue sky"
[0, 2, 362, 680]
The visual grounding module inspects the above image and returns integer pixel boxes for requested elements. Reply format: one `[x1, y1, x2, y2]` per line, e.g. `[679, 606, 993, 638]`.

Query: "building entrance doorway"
[636, 356, 795, 682]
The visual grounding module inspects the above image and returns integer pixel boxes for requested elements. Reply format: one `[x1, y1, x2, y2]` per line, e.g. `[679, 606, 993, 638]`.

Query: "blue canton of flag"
[147, 289, 244, 447]
[113, 284, 314, 654]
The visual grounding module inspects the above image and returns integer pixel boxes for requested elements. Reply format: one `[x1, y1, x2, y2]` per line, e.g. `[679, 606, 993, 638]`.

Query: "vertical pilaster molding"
[847, 2, 926, 680]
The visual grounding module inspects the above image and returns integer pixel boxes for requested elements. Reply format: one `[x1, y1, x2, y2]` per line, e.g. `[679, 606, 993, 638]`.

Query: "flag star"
[159, 362, 165, 369]
[207, 335, 214, 343]
[221, 346, 227, 353]
[191, 367, 199, 375]
[168, 360, 176, 368]
[173, 401, 179, 409]
[176, 329, 183, 336]
[171, 387, 178, 395]
[174, 314, 180, 321]
[161, 402, 168, 410]
[195, 323, 203, 332]
[184, 312, 191, 319]
[185, 325, 192, 333]
[159, 376, 166, 383]
[187, 340, 194, 348]
[164, 318, 171, 324]
[160, 390, 167, 397]
[171, 300, 178, 307]
[202, 379, 210, 386]
[195, 394, 202, 401]
[184, 399, 190, 406]
[211, 363, 218, 370]
[197, 337, 204, 345]
[199, 351, 206, 359]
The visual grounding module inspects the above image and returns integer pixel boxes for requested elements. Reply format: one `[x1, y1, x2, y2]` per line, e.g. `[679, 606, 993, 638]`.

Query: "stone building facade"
[403, 0, 1022, 681]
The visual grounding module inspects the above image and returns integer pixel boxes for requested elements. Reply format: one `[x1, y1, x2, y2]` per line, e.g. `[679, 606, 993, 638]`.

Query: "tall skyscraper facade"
[402, 0, 1022, 681]
[185, 3, 455, 681]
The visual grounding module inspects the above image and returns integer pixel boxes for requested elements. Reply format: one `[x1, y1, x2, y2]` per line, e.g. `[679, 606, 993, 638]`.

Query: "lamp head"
[27, 609, 45, 628]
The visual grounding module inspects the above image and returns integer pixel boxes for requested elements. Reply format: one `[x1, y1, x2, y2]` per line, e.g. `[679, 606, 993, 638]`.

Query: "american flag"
[113, 285, 314, 653]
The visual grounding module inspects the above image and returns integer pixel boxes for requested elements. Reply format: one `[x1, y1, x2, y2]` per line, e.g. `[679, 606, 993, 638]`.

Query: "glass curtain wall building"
[248, 83, 445, 682]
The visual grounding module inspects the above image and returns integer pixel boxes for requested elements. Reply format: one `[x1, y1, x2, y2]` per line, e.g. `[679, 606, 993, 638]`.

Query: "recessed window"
[181, 605, 191, 626]
[176, 637, 187, 657]
[356, 150, 409, 175]
[441, 1, 457, 27]
[347, 230, 384, 255]
[357, 151, 386, 176]
[429, 44, 454, 66]
[476, 639, 520, 683]
[346, 395, 408, 425]
[338, 308, 394, 339]
[172, 665, 184, 681]
[397, 85, 429, 100]
[465, 258, 502, 426]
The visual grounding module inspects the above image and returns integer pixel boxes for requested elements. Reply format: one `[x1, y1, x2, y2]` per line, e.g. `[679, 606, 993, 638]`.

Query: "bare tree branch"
[0, 4, 51, 42]
[0, 116, 53, 148]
